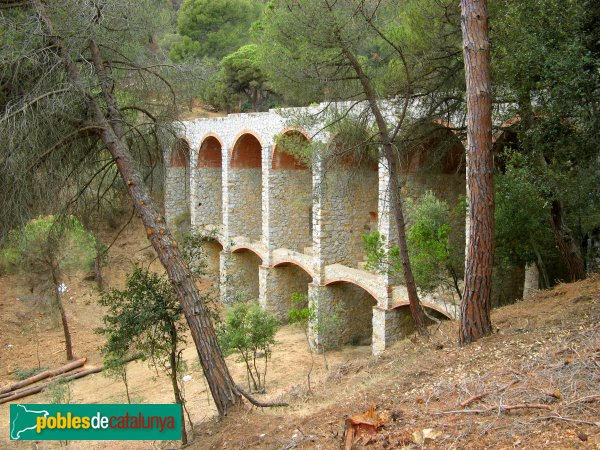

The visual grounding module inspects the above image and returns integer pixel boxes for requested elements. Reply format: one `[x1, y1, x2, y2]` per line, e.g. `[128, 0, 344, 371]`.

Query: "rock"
[412, 428, 441, 445]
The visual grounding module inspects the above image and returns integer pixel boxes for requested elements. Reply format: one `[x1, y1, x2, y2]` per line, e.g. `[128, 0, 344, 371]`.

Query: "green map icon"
[10, 404, 49, 440]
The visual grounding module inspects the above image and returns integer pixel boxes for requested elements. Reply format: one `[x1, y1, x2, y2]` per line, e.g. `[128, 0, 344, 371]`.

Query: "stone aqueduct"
[164, 105, 465, 355]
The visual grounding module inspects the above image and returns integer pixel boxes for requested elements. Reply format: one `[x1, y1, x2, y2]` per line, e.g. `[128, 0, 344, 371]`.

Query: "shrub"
[218, 302, 278, 393]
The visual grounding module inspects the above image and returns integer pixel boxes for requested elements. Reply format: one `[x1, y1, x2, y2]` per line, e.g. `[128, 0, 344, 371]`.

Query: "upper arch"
[273, 259, 315, 279]
[272, 129, 310, 170]
[230, 131, 263, 169]
[198, 134, 223, 168]
[231, 244, 265, 262]
[170, 137, 190, 168]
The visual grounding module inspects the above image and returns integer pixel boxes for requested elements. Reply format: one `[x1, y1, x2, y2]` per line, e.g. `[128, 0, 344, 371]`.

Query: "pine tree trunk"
[459, 0, 494, 345]
[550, 199, 586, 281]
[34, 2, 242, 415]
[51, 265, 73, 361]
[339, 44, 427, 336]
[86, 60, 242, 416]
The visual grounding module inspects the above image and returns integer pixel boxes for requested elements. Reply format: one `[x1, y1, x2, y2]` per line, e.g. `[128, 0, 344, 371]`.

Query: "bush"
[218, 302, 278, 393]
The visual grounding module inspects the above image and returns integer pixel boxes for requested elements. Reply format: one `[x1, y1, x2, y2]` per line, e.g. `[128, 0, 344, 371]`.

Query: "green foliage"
[0, 215, 97, 276]
[171, 0, 262, 62]
[256, 0, 463, 113]
[13, 366, 48, 381]
[221, 44, 269, 110]
[364, 192, 463, 297]
[406, 192, 456, 294]
[217, 302, 278, 392]
[46, 377, 72, 404]
[287, 292, 314, 326]
[97, 267, 188, 407]
[491, 0, 600, 271]
[495, 153, 554, 267]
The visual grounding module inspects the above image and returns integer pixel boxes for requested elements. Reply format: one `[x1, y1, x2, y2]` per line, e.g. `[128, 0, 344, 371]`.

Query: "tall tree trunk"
[34, 3, 242, 415]
[50, 264, 74, 361]
[550, 199, 586, 281]
[339, 45, 427, 336]
[459, 0, 494, 345]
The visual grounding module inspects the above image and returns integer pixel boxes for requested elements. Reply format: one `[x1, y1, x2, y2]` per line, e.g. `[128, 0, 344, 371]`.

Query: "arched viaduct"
[164, 104, 464, 355]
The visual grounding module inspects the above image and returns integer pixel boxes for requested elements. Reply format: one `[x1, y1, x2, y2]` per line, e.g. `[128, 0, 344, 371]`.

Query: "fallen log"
[0, 353, 143, 405]
[0, 357, 87, 395]
[0, 367, 89, 400]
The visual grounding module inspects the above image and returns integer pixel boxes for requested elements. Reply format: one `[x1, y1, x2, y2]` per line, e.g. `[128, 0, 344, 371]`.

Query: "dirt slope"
[194, 276, 600, 450]
[0, 215, 598, 449]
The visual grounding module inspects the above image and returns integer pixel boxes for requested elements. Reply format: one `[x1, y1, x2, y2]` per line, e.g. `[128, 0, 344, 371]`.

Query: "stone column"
[261, 145, 273, 250]
[523, 263, 539, 298]
[371, 307, 414, 355]
[164, 166, 190, 230]
[219, 250, 236, 305]
[377, 159, 401, 291]
[221, 145, 232, 244]
[307, 282, 338, 352]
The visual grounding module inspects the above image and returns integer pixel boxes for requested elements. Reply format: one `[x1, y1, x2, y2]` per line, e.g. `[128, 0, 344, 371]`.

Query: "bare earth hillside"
[1, 217, 598, 449]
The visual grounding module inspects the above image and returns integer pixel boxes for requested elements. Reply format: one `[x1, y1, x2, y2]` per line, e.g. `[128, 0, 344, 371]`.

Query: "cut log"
[0, 358, 86, 395]
[0, 353, 142, 405]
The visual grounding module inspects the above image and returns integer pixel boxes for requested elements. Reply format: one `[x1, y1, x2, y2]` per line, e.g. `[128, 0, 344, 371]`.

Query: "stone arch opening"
[266, 262, 313, 319]
[325, 281, 377, 347]
[170, 138, 190, 168]
[228, 248, 262, 303]
[165, 137, 191, 231]
[228, 133, 263, 240]
[319, 130, 379, 267]
[195, 135, 223, 227]
[391, 303, 451, 335]
[399, 121, 465, 175]
[270, 130, 313, 252]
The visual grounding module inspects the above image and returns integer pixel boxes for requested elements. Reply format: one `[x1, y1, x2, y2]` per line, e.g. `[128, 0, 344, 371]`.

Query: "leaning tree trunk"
[50, 264, 74, 361]
[34, 3, 242, 415]
[339, 44, 427, 336]
[459, 0, 494, 345]
[550, 199, 586, 281]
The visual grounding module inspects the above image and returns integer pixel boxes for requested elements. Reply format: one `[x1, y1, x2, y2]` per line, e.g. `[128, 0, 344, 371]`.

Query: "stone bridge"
[164, 104, 466, 355]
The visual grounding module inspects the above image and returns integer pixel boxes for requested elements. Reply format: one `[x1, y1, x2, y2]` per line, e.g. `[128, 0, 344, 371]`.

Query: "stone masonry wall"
[165, 104, 466, 356]
[268, 170, 312, 251]
[223, 250, 261, 303]
[318, 168, 378, 267]
[328, 282, 377, 347]
[227, 169, 262, 240]
[260, 265, 312, 319]
[193, 168, 222, 227]
[165, 167, 190, 229]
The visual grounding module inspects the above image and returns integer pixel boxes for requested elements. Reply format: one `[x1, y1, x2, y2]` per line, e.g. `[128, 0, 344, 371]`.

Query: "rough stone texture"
[328, 282, 377, 347]
[267, 169, 312, 251]
[193, 168, 222, 227]
[259, 265, 312, 319]
[202, 240, 223, 297]
[228, 168, 262, 240]
[372, 307, 411, 354]
[220, 250, 262, 304]
[315, 167, 378, 268]
[165, 167, 190, 229]
[523, 263, 539, 298]
[165, 105, 462, 356]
